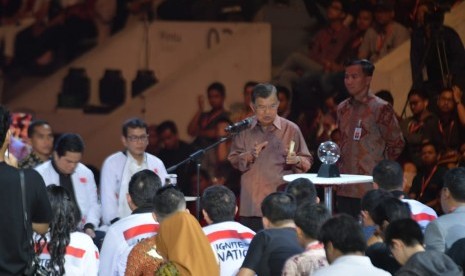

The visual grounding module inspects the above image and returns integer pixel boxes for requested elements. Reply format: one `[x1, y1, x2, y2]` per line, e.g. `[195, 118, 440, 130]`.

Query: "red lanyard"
[420, 165, 438, 198]
[408, 120, 422, 133]
[438, 120, 454, 146]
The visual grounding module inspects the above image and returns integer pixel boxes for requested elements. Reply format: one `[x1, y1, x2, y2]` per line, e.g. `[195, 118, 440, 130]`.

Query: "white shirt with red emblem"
[35, 161, 101, 228]
[100, 151, 167, 226]
[99, 212, 159, 275]
[403, 199, 437, 231]
[35, 232, 99, 276]
[203, 221, 256, 276]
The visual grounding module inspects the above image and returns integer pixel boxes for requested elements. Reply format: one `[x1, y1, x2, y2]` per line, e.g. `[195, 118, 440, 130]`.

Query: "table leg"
[324, 186, 333, 214]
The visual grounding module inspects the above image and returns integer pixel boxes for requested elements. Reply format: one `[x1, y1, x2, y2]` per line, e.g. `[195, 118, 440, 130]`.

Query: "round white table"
[283, 173, 373, 213]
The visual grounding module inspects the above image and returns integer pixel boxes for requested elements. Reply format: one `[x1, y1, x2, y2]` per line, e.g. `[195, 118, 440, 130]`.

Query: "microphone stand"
[167, 135, 232, 221]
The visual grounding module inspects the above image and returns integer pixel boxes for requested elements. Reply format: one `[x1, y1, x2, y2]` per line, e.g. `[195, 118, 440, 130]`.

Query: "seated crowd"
[1, 0, 465, 275]
[0, 97, 465, 275]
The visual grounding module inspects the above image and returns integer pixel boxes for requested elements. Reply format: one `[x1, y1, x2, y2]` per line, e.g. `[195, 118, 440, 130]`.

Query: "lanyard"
[420, 165, 438, 198]
[408, 120, 422, 133]
[438, 120, 454, 147]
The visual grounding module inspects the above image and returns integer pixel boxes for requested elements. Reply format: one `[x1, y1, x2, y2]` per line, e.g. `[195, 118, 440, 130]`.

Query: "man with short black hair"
[99, 169, 162, 275]
[366, 197, 412, 274]
[285, 177, 319, 206]
[372, 159, 437, 231]
[408, 142, 447, 212]
[238, 192, 303, 276]
[19, 120, 54, 169]
[336, 59, 405, 218]
[101, 118, 167, 226]
[425, 167, 465, 252]
[156, 120, 194, 193]
[0, 105, 52, 275]
[282, 203, 330, 275]
[386, 218, 462, 275]
[358, 0, 409, 62]
[35, 133, 100, 239]
[202, 185, 255, 276]
[314, 214, 390, 276]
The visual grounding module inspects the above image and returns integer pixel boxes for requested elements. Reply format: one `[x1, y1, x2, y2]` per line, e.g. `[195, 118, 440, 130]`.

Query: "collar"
[251, 115, 282, 130]
[132, 205, 154, 214]
[348, 92, 375, 105]
[51, 159, 71, 176]
[306, 241, 324, 251]
[126, 151, 146, 165]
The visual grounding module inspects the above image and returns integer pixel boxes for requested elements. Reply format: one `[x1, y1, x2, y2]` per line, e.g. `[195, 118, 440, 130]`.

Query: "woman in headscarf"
[154, 185, 219, 275]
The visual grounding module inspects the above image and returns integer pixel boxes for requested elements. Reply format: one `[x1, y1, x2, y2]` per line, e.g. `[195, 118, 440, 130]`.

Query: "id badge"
[353, 127, 362, 140]
[353, 119, 362, 141]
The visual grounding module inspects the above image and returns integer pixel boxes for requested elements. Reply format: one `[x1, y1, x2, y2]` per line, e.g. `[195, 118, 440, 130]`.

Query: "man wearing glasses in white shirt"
[100, 118, 168, 226]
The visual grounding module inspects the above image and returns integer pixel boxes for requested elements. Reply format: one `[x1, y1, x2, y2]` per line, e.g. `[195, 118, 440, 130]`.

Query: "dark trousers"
[239, 216, 263, 232]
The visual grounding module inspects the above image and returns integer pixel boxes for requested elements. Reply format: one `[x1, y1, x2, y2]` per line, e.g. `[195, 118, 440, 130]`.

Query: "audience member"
[314, 214, 390, 276]
[284, 177, 319, 206]
[296, 107, 327, 161]
[458, 142, 465, 167]
[228, 83, 312, 232]
[337, 5, 374, 63]
[366, 197, 412, 274]
[230, 81, 258, 123]
[99, 170, 162, 275]
[446, 237, 465, 272]
[145, 123, 161, 156]
[0, 105, 52, 275]
[0, 0, 43, 67]
[385, 218, 462, 276]
[282, 203, 330, 276]
[336, 59, 404, 218]
[237, 192, 302, 276]
[372, 159, 437, 230]
[35, 133, 101, 241]
[375, 89, 401, 122]
[212, 160, 241, 198]
[408, 142, 448, 212]
[410, 0, 465, 93]
[201, 185, 255, 276]
[94, 0, 117, 44]
[360, 189, 393, 243]
[431, 87, 465, 167]
[400, 89, 439, 167]
[156, 120, 194, 194]
[277, 85, 292, 119]
[424, 167, 465, 252]
[188, 82, 231, 175]
[19, 120, 54, 169]
[155, 185, 219, 275]
[100, 118, 167, 226]
[274, 0, 351, 91]
[358, 0, 409, 62]
[36, 185, 99, 275]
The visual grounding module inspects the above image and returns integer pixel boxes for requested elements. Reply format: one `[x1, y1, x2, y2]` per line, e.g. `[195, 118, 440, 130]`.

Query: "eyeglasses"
[126, 134, 149, 142]
[254, 103, 279, 112]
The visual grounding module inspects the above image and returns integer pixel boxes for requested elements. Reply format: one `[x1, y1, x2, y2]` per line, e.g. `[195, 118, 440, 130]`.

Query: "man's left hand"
[286, 152, 300, 165]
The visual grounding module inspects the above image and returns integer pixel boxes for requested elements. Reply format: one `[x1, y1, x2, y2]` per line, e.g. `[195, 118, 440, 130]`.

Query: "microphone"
[225, 117, 253, 133]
